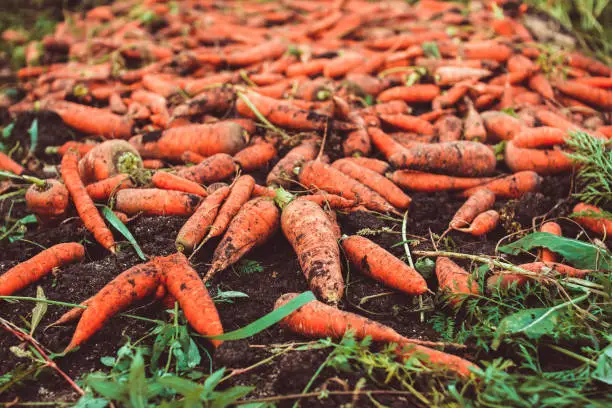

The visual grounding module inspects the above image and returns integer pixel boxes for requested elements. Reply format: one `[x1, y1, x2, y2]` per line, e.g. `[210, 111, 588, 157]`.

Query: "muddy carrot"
[177, 153, 236, 184]
[234, 142, 277, 172]
[342, 157, 390, 175]
[151, 172, 208, 197]
[460, 171, 542, 198]
[565, 52, 611, 77]
[0, 243, 85, 296]
[26, 179, 70, 221]
[462, 98, 486, 142]
[554, 80, 612, 109]
[342, 235, 427, 295]
[181, 151, 206, 164]
[538, 222, 562, 262]
[78, 140, 142, 184]
[85, 174, 134, 201]
[172, 87, 235, 117]
[573, 203, 612, 238]
[480, 111, 523, 141]
[142, 159, 165, 170]
[433, 81, 473, 110]
[297, 194, 356, 209]
[378, 84, 440, 103]
[435, 115, 463, 142]
[344, 73, 391, 96]
[368, 127, 408, 159]
[450, 189, 496, 230]
[46, 141, 97, 156]
[267, 141, 318, 187]
[528, 74, 554, 100]
[390, 171, 494, 192]
[456, 210, 499, 236]
[0, 152, 24, 175]
[436, 257, 479, 304]
[435, 67, 491, 86]
[380, 114, 434, 136]
[504, 141, 574, 175]
[512, 127, 568, 148]
[115, 188, 201, 216]
[61, 150, 115, 253]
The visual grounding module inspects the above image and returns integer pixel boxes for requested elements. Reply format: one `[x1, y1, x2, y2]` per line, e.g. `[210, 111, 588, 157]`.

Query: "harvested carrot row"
[151, 172, 208, 197]
[114, 189, 201, 216]
[85, 174, 134, 201]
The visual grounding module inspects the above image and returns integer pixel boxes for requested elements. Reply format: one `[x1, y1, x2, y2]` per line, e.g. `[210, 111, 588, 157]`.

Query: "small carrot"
[378, 84, 440, 103]
[368, 127, 408, 159]
[390, 171, 494, 192]
[324, 52, 365, 78]
[46, 141, 97, 156]
[172, 87, 235, 117]
[463, 98, 486, 142]
[177, 153, 236, 184]
[460, 171, 542, 198]
[344, 73, 391, 96]
[433, 81, 473, 109]
[151, 172, 208, 197]
[434, 67, 491, 86]
[435, 115, 463, 142]
[573, 203, 612, 238]
[26, 179, 70, 221]
[455, 209, 499, 236]
[512, 127, 568, 148]
[267, 141, 318, 187]
[342, 157, 390, 175]
[449, 189, 496, 230]
[436, 257, 479, 304]
[342, 235, 427, 295]
[0, 243, 85, 296]
[157, 252, 224, 347]
[234, 142, 277, 172]
[538, 222, 562, 262]
[360, 100, 410, 116]
[0, 151, 24, 175]
[61, 149, 115, 253]
[380, 114, 434, 136]
[115, 188, 202, 216]
[461, 41, 512, 62]
[332, 158, 411, 209]
[480, 111, 523, 141]
[78, 140, 142, 184]
[343, 127, 372, 157]
[205, 197, 279, 281]
[390, 141, 497, 177]
[504, 141, 574, 175]
[85, 174, 134, 201]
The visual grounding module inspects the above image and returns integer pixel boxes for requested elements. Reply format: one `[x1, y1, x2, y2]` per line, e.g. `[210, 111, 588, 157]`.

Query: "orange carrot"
[332, 158, 411, 209]
[378, 84, 440, 103]
[435, 115, 463, 142]
[48, 141, 97, 156]
[157, 252, 224, 347]
[450, 189, 496, 230]
[389, 141, 497, 177]
[462, 41, 512, 61]
[344, 73, 391, 96]
[115, 188, 201, 216]
[61, 149, 115, 253]
[488, 261, 588, 290]
[390, 171, 494, 192]
[507, 54, 537, 73]
[286, 59, 327, 77]
[460, 171, 542, 198]
[293, 77, 332, 101]
[181, 151, 206, 164]
[281, 200, 344, 303]
[267, 141, 318, 187]
[461, 98, 485, 142]
[324, 52, 365, 78]
[574, 77, 612, 89]
[538, 222, 562, 262]
[234, 142, 277, 172]
[26, 179, 69, 221]
[177, 153, 236, 184]
[480, 111, 523, 141]
[565, 52, 611, 77]
[85, 174, 134, 201]
[436, 257, 479, 304]
[433, 81, 473, 110]
[360, 100, 410, 116]
[252, 184, 276, 198]
[535, 109, 585, 133]
[342, 157, 390, 175]
[172, 87, 235, 117]
[512, 127, 568, 148]
[0, 243, 85, 296]
[343, 126, 372, 157]
[226, 39, 286, 66]
[151, 172, 208, 197]
[555, 80, 612, 109]
[342, 235, 427, 295]
[435, 67, 491, 86]
[573, 203, 612, 238]
[456, 209, 499, 236]
[78, 140, 142, 184]
[528, 74, 555, 100]
[0, 152, 24, 175]
[368, 127, 408, 159]
[380, 114, 434, 135]
[206, 197, 279, 280]
[504, 141, 574, 175]
[297, 194, 356, 209]
[142, 159, 165, 170]
[299, 160, 396, 213]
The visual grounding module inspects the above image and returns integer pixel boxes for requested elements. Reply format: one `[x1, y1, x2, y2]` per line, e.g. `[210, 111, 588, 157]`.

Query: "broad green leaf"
[73, 393, 109, 408]
[86, 376, 126, 401]
[101, 206, 146, 261]
[185, 338, 201, 369]
[128, 350, 147, 408]
[202, 368, 225, 394]
[498, 232, 612, 270]
[150, 325, 172, 373]
[100, 356, 116, 367]
[415, 257, 435, 279]
[2, 123, 14, 139]
[157, 375, 203, 396]
[29, 286, 47, 335]
[592, 344, 612, 385]
[28, 119, 38, 153]
[205, 291, 316, 341]
[492, 307, 563, 350]
[211, 386, 254, 408]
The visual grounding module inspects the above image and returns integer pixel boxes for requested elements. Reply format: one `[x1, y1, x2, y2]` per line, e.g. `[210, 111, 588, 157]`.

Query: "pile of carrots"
[1, 0, 610, 379]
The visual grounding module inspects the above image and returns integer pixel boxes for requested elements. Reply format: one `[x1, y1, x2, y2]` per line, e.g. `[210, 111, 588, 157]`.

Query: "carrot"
[202, 175, 255, 245]
[343, 125, 372, 157]
[419, 109, 454, 123]
[177, 153, 236, 184]
[157, 252, 224, 347]
[0, 152, 24, 175]
[44, 100, 133, 139]
[297, 194, 356, 209]
[78, 140, 142, 184]
[275, 293, 476, 377]
[433, 81, 472, 110]
[535, 109, 584, 133]
[142, 74, 180, 98]
[85, 174, 134, 201]
[480, 111, 523, 141]
[378, 84, 440, 103]
[115, 188, 201, 216]
[344, 74, 391, 97]
[341, 157, 390, 175]
[323, 52, 365, 78]
[234, 142, 277, 172]
[436, 257, 479, 304]
[293, 77, 332, 101]
[0, 243, 85, 296]
[390, 171, 494, 192]
[574, 77, 612, 89]
[205, 197, 279, 281]
[528, 74, 555, 100]
[460, 171, 542, 198]
[360, 100, 410, 116]
[460, 99, 485, 142]
[251, 184, 276, 198]
[151, 172, 208, 197]
[332, 158, 411, 209]
[389, 141, 497, 177]
[435, 67, 491, 86]
[142, 159, 165, 170]
[368, 127, 408, 159]
[46, 141, 97, 156]
[61, 149, 115, 253]
[507, 54, 537, 73]
[554, 80, 612, 109]
[299, 160, 396, 213]
[65, 260, 160, 351]
[456, 209, 499, 236]
[538, 222, 562, 262]
[50, 298, 91, 327]
[172, 87, 235, 117]
[449, 189, 496, 230]
[504, 141, 574, 175]
[342, 235, 427, 295]
[286, 59, 327, 77]
[181, 151, 206, 164]
[435, 115, 463, 142]
[565, 52, 611, 77]
[26, 179, 70, 221]
[266, 141, 318, 187]
[572, 203, 612, 238]
[512, 127, 568, 148]
[461, 41, 512, 62]
[487, 261, 588, 290]
[380, 114, 434, 136]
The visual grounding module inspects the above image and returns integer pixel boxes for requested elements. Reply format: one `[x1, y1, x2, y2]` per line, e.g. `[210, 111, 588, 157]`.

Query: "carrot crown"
[273, 187, 295, 209]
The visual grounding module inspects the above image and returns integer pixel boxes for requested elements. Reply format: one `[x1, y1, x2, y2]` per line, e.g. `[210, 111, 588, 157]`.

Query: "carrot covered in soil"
[572, 203, 612, 238]
[504, 141, 574, 175]
[460, 171, 542, 198]
[78, 140, 142, 184]
[234, 142, 277, 172]
[435, 115, 463, 143]
[176, 153, 236, 184]
[455, 209, 499, 236]
[61, 150, 116, 253]
[281, 199, 344, 304]
[114, 189, 201, 216]
[151, 171, 208, 197]
[0, 243, 85, 296]
[342, 235, 427, 295]
[85, 174, 134, 201]
[449, 189, 496, 230]
[539, 222, 562, 263]
[390, 171, 494, 192]
[480, 111, 523, 141]
[267, 141, 318, 187]
[205, 197, 279, 281]
[436, 257, 479, 304]
[26, 179, 70, 221]
[175, 186, 230, 253]
[342, 157, 390, 175]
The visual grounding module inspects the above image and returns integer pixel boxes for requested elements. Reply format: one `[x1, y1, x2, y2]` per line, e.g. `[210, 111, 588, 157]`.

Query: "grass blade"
[101, 206, 147, 260]
[30, 286, 47, 335]
[28, 119, 38, 153]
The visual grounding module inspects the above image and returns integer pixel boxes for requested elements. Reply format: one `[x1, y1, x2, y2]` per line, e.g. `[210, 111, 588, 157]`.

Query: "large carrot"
[175, 186, 230, 253]
[61, 150, 116, 253]
[26, 179, 70, 221]
[435, 115, 463, 142]
[275, 293, 476, 377]
[538, 222, 562, 262]
[267, 141, 318, 187]
[512, 127, 568, 148]
[205, 197, 279, 281]
[378, 85, 440, 103]
[177, 153, 236, 184]
[573, 203, 612, 237]
[299, 160, 396, 213]
[449, 189, 496, 230]
[151, 172, 208, 197]
[0, 152, 24, 175]
[342, 235, 427, 295]
[77, 140, 142, 184]
[389, 141, 497, 177]
[460, 171, 542, 198]
[332, 158, 411, 209]
[436, 257, 479, 304]
[85, 174, 134, 201]
[115, 189, 201, 216]
[157, 252, 224, 347]
[234, 142, 277, 172]
[390, 171, 494, 192]
[380, 114, 434, 135]
[0, 243, 85, 296]
[480, 111, 523, 141]
[281, 199, 344, 303]
[504, 141, 574, 175]
[65, 260, 160, 351]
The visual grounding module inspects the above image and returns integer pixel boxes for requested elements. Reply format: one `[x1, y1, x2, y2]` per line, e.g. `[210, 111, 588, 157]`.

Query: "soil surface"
[0, 109, 579, 407]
